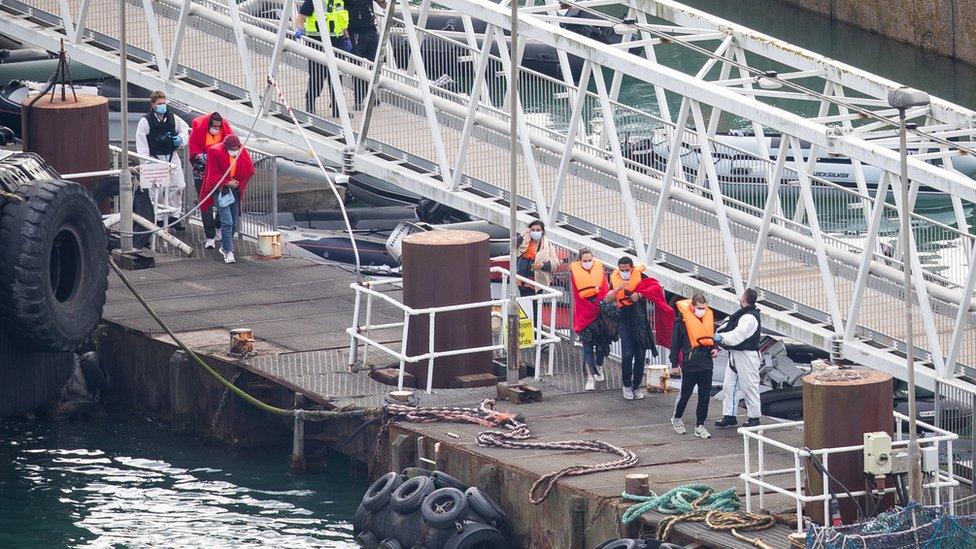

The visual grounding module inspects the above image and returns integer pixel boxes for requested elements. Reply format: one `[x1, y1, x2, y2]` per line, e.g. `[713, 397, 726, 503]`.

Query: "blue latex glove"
[171, 135, 182, 146]
[341, 38, 352, 52]
[713, 333, 723, 344]
[294, 28, 305, 40]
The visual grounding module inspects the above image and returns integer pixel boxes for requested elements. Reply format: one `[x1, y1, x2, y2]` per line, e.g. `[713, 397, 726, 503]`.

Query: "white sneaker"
[622, 387, 634, 400]
[633, 388, 645, 400]
[223, 251, 236, 264]
[694, 425, 711, 439]
[594, 365, 605, 382]
[584, 377, 595, 391]
[204, 238, 216, 249]
[671, 417, 686, 434]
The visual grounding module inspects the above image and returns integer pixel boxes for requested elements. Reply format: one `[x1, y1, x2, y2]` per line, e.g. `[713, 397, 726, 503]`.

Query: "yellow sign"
[517, 302, 534, 349]
[500, 300, 536, 350]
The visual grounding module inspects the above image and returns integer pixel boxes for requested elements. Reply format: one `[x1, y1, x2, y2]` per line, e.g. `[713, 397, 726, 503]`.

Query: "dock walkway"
[102, 235, 801, 548]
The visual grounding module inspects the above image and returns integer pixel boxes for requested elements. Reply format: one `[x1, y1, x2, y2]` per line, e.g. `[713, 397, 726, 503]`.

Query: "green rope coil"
[621, 484, 741, 524]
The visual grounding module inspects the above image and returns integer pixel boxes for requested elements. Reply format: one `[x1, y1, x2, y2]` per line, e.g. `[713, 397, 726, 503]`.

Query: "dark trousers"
[618, 320, 646, 390]
[306, 35, 345, 116]
[674, 369, 712, 426]
[193, 176, 218, 240]
[132, 188, 154, 249]
[351, 28, 379, 106]
[518, 285, 540, 329]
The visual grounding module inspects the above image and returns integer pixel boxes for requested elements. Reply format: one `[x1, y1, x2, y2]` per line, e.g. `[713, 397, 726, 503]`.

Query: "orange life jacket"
[570, 259, 604, 299]
[675, 299, 715, 348]
[205, 131, 222, 149]
[229, 157, 238, 178]
[610, 265, 645, 308]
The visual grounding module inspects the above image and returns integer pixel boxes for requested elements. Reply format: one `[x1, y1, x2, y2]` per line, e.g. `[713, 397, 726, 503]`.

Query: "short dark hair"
[691, 293, 707, 305]
[210, 112, 222, 123]
[528, 220, 545, 230]
[618, 256, 633, 267]
[743, 288, 758, 306]
[578, 247, 592, 259]
[149, 90, 166, 103]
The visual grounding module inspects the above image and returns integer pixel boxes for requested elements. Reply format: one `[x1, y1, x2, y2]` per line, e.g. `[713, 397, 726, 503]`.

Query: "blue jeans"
[581, 343, 604, 375]
[619, 320, 647, 390]
[217, 192, 240, 253]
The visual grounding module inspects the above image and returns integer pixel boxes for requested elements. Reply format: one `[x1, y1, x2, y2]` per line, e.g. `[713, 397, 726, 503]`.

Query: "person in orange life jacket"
[515, 220, 557, 329]
[295, 0, 353, 116]
[714, 288, 763, 429]
[188, 112, 234, 248]
[670, 293, 718, 439]
[200, 135, 255, 264]
[606, 257, 655, 401]
[570, 248, 610, 391]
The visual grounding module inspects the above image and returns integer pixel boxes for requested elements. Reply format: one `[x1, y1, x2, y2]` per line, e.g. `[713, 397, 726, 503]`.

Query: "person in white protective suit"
[135, 90, 189, 230]
[713, 288, 763, 429]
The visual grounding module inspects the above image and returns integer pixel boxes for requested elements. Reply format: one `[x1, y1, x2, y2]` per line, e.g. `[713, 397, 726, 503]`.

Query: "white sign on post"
[139, 162, 172, 190]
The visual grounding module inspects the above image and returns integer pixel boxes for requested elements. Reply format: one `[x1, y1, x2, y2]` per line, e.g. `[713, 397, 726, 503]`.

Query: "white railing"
[739, 413, 959, 531]
[346, 267, 562, 393]
[4, 0, 975, 390]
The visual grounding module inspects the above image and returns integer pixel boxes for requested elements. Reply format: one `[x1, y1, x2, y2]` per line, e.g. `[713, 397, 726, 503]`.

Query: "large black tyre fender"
[431, 470, 468, 491]
[598, 540, 643, 549]
[421, 488, 468, 530]
[390, 508, 424, 547]
[363, 472, 404, 511]
[444, 522, 509, 549]
[378, 539, 403, 549]
[354, 503, 370, 535]
[367, 504, 398, 542]
[0, 179, 108, 351]
[464, 487, 504, 526]
[354, 531, 379, 548]
[391, 475, 436, 514]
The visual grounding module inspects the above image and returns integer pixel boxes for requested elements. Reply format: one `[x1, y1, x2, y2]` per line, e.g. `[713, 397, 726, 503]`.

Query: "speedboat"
[623, 130, 976, 201]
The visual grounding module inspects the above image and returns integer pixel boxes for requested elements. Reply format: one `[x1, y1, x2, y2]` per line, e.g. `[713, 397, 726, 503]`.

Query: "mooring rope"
[385, 399, 639, 504]
[620, 485, 741, 523]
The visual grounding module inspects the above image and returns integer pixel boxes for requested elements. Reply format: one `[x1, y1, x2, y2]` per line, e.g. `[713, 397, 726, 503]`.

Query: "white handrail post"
[427, 311, 436, 394]
[397, 313, 410, 391]
[362, 292, 374, 367]
[348, 286, 362, 370]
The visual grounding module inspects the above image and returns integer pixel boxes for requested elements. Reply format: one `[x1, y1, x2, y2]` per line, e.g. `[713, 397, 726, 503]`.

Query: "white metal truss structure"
[3, 0, 975, 394]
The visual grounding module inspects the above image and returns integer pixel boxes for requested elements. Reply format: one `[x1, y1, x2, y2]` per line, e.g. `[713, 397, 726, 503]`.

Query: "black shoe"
[745, 417, 761, 428]
[714, 415, 738, 429]
[168, 217, 185, 232]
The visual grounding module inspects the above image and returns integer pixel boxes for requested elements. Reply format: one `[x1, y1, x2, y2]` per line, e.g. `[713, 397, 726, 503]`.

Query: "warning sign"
[138, 162, 174, 190]
[501, 298, 536, 350]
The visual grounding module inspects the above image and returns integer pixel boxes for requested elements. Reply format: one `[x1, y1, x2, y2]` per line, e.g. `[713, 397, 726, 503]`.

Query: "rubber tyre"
[431, 471, 468, 491]
[355, 531, 379, 548]
[354, 503, 370, 535]
[88, 176, 119, 214]
[599, 540, 642, 549]
[465, 487, 504, 525]
[369, 505, 398, 542]
[392, 475, 436, 514]
[378, 539, 403, 549]
[363, 472, 404, 511]
[421, 488, 468, 530]
[0, 179, 108, 351]
[444, 522, 509, 549]
[390, 508, 424, 547]
[420, 521, 454, 549]
[402, 466, 432, 479]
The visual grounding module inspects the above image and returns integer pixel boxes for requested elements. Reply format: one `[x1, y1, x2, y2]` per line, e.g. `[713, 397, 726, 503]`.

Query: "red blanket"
[571, 275, 609, 333]
[633, 276, 675, 348]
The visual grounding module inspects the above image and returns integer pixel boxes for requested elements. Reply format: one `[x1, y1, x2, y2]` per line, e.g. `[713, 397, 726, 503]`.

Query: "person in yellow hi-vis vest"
[295, 0, 351, 116]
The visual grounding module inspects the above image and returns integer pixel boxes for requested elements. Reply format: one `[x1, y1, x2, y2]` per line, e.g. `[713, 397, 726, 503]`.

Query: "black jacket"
[670, 310, 714, 373]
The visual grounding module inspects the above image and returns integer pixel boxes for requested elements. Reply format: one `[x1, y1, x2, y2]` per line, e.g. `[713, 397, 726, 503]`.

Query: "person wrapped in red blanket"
[570, 248, 610, 391]
[607, 257, 675, 400]
[200, 134, 254, 264]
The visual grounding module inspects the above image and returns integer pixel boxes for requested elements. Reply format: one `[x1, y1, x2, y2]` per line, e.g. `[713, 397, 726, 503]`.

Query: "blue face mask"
[154, 104, 167, 115]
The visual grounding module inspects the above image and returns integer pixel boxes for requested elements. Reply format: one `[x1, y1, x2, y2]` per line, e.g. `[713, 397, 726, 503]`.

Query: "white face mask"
[529, 230, 543, 241]
[581, 260, 594, 270]
[693, 307, 706, 318]
[228, 149, 240, 158]
[619, 270, 631, 281]
[209, 127, 220, 136]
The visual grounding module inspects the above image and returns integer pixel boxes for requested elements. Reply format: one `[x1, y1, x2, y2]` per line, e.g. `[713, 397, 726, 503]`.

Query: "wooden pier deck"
[99, 233, 803, 548]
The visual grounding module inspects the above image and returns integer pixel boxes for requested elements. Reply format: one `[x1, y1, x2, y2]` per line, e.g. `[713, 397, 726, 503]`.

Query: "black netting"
[805, 504, 976, 548]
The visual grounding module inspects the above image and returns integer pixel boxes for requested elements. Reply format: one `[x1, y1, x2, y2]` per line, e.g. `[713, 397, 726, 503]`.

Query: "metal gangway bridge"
[3, 0, 976, 396]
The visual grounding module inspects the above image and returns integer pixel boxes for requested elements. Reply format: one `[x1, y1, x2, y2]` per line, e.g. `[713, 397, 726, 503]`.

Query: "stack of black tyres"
[593, 539, 684, 549]
[354, 469, 509, 549]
